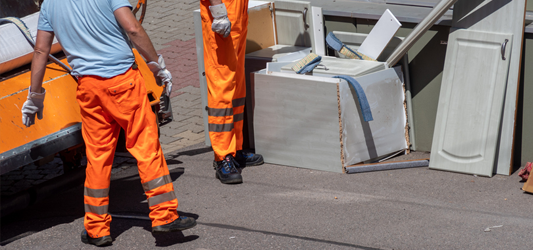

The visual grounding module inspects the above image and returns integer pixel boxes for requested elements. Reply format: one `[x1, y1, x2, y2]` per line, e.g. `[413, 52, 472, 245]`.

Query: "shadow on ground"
[0, 146, 214, 246]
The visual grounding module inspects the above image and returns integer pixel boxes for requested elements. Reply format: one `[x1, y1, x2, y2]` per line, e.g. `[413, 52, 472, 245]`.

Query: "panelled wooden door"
[273, 0, 314, 50]
[429, 29, 512, 177]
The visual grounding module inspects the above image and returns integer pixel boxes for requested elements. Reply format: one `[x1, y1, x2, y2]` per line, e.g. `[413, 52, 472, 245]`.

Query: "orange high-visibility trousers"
[77, 67, 178, 238]
[200, 0, 249, 161]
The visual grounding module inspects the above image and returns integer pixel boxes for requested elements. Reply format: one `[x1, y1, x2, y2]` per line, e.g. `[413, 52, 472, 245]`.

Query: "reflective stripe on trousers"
[77, 67, 178, 238]
[201, 0, 249, 161]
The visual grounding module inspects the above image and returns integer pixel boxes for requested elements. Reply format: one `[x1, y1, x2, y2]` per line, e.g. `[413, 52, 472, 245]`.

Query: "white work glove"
[147, 54, 173, 96]
[21, 87, 46, 127]
[209, 3, 231, 38]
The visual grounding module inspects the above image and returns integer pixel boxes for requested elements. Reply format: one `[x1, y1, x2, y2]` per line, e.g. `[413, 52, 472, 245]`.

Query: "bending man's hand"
[147, 54, 173, 96]
[21, 87, 46, 127]
[210, 3, 231, 38]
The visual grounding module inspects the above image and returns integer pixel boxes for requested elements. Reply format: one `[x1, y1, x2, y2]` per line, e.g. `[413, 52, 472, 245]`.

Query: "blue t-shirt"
[38, 0, 134, 78]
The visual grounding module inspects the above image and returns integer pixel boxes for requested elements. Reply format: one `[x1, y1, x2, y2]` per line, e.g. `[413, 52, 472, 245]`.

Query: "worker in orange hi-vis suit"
[200, 0, 265, 185]
[21, 0, 196, 246]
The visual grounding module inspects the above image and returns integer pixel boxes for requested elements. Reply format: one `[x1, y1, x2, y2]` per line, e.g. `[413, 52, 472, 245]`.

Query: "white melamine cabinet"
[254, 68, 407, 173]
[430, 29, 513, 177]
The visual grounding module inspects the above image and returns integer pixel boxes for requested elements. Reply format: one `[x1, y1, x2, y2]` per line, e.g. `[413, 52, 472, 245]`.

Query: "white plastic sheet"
[0, 12, 61, 74]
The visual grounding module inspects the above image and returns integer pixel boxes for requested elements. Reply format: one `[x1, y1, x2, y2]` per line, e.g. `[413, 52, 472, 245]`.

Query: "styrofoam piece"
[340, 68, 407, 166]
[280, 56, 386, 77]
[0, 12, 61, 74]
[345, 160, 429, 174]
[358, 9, 402, 60]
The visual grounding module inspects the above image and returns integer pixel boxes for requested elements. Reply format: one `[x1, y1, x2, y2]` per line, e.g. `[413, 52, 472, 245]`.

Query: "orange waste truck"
[0, 0, 172, 174]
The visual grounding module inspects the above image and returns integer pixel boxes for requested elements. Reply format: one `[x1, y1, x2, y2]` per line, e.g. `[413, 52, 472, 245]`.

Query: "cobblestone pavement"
[1, 0, 206, 196]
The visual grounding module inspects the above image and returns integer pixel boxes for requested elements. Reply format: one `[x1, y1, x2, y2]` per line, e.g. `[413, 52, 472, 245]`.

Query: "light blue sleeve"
[110, 0, 132, 12]
[37, 4, 53, 32]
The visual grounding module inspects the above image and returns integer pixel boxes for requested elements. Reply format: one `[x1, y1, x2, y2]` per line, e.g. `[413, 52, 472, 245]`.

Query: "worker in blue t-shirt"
[21, 0, 196, 246]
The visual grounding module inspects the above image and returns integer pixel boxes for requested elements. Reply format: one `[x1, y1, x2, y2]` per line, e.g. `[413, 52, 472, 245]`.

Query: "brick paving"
[1, 0, 207, 196]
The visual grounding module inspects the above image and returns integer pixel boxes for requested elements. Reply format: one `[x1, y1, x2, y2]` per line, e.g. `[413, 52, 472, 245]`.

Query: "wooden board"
[254, 72, 343, 173]
[345, 159, 429, 174]
[429, 29, 513, 177]
[358, 9, 402, 60]
[246, 2, 276, 54]
[522, 176, 533, 193]
[311, 6, 325, 56]
[451, 0, 527, 175]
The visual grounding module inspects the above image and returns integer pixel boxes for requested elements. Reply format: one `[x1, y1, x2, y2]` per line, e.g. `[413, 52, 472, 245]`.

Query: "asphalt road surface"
[1, 143, 532, 250]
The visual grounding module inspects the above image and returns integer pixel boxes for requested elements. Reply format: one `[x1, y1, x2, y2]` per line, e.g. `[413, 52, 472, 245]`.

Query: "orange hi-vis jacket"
[200, 0, 249, 161]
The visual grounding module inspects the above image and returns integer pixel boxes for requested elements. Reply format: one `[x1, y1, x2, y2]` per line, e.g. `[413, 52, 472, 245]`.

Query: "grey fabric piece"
[142, 174, 172, 192]
[84, 186, 109, 198]
[207, 107, 233, 117]
[208, 123, 234, 132]
[232, 97, 245, 107]
[233, 112, 244, 122]
[147, 191, 177, 207]
[84, 204, 109, 215]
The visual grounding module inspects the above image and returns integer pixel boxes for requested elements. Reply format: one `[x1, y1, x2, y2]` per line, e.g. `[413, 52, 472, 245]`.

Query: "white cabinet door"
[273, 0, 314, 50]
[429, 29, 513, 177]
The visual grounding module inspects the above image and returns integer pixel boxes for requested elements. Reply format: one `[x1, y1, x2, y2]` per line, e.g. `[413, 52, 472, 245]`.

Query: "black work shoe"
[215, 155, 243, 184]
[81, 230, 112, 247]
[152, 216, 197, 233]
[236, 150, 264, 167]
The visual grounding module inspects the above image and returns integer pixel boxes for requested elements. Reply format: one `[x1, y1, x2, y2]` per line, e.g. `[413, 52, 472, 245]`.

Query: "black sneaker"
[215, 155, 243, 184]
[81, 229, 112, 247]
[152, 216, 197, 233]
[236, 150, 264, 167]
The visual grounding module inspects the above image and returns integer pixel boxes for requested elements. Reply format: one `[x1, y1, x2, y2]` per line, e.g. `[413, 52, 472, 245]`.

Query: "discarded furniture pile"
[194, 0, 533, 190]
